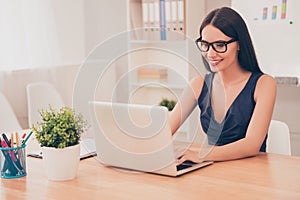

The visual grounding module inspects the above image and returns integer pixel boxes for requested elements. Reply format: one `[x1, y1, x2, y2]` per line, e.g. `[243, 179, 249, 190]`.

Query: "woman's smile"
[208, 58, 223, 67]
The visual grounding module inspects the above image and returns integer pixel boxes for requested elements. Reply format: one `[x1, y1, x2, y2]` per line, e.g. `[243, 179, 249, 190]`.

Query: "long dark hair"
[199, 7, 262, 73]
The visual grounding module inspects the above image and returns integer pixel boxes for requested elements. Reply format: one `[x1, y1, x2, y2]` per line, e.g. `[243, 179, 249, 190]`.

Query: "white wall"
[232, 0, 300, 78]
[0, 0, 86, 128]
[50, 0, 85, 66]
[84, 0, 129, 55]
[205, 0, 231, 13]
[0, 0, 85, 69]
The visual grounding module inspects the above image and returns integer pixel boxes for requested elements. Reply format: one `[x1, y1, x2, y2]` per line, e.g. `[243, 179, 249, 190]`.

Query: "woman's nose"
[206, 46, 217, 57]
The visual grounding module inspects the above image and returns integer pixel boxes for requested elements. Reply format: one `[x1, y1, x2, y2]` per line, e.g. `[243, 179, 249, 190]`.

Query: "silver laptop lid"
[89, 101, 177, 173]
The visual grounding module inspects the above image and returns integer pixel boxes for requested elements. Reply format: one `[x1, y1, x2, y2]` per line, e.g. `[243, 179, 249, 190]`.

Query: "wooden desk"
[1, 153, 300, 200]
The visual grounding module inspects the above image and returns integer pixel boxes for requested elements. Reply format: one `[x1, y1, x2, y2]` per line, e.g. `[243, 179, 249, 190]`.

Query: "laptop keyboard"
[176, 160, 196, 171]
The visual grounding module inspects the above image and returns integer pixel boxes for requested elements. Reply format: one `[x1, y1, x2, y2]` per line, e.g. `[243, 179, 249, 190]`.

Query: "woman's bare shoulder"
[255, 74, 277, 100]
[257, 74, 277, 89]
[189, 75, 205, 98]
[190, 75, 205, 86]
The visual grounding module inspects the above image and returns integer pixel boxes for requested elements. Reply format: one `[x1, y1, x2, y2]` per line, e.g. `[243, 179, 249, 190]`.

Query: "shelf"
[127, 0, 205, 141]
[131, 82, 185, 90]
[130, 39, 187, 45]
[129, 39, 188, 55]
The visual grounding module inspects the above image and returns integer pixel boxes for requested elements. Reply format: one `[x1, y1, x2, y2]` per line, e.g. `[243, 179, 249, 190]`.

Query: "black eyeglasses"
[195, 37, 237, 53]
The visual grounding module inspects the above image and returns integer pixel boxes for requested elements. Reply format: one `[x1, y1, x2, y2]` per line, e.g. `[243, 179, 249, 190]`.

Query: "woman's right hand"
[177, 149, 204, 165]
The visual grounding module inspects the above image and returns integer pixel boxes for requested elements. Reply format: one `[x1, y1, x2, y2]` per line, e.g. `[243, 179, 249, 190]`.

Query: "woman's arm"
[178, 74, 277, 163]
[169, 75, 204, 135]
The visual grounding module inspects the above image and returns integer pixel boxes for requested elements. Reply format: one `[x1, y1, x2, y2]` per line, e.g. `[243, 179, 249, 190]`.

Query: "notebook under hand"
[89, 101, 213, 177]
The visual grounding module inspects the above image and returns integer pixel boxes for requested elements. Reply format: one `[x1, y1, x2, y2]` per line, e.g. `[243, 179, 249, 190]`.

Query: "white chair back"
[26, 82, 65, 128]
[267, 120, 291, 155]
[0, 92, 22, 132]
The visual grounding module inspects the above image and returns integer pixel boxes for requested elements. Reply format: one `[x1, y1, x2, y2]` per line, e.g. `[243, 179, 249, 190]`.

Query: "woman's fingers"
[176, 150, 203, 165]
[177, 154, 187, 165]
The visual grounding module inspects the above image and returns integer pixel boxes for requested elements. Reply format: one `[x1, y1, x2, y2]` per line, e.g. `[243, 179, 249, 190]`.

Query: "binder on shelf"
[165, 0, 171, 32]
[178, 0, 184, 33]
[159, 0, 167, 40]
[154, 0, 160, 40]
[142, 0, 150, 40]
[148, 0, 157, 40]
[171, 0, 177, 31]
[142, 0, 149, 30]
[165, 0, 176, 40]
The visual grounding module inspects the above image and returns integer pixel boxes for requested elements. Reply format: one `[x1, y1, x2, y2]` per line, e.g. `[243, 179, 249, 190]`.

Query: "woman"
[170, 7, 277, 164]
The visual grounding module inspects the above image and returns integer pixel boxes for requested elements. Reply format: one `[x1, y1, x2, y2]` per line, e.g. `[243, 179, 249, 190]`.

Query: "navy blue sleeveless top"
[198, 72, 267, 152]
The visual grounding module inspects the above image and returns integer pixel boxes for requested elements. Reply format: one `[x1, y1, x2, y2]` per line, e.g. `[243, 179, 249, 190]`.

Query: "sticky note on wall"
[272, 6, 277, 19]
[281, 0, 287, 19]
[262, 7, 268, 20]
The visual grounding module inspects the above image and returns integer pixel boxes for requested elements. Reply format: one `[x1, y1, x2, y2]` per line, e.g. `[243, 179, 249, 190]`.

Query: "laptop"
[89, 101, 213, 177]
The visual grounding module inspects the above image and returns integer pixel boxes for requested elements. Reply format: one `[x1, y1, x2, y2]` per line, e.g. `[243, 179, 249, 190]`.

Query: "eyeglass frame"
[195, 37, 237, 53]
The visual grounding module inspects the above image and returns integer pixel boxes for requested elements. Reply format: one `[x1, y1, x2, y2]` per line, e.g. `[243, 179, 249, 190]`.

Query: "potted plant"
[31, 105, 89, 181]
[159, 98, 176, 111]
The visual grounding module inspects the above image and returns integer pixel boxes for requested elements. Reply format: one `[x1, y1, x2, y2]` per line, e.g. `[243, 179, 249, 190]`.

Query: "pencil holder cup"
[0, 145, 27, 178]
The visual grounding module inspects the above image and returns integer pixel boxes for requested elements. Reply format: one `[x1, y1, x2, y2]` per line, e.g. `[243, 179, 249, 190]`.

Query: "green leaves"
[159, 98, 176, 111]
[31, 106, 90, 148]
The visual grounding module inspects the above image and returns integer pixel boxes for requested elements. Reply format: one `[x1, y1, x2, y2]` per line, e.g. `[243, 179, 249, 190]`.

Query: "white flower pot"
[41, 144, 80, 181]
